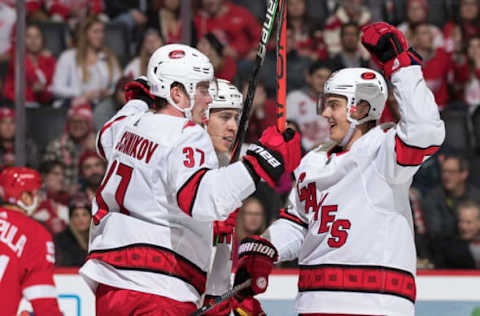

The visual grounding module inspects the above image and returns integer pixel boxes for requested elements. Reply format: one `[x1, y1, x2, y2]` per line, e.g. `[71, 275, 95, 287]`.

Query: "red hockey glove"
[213, 209, 238, 245]
[232, 296, 266, 316]
[361, 22, 422, 79]
[203, 295, 232, 316]
[243, 127, 301, 187]
[234, 235, 278, 297]
[124, 76, 155, 107]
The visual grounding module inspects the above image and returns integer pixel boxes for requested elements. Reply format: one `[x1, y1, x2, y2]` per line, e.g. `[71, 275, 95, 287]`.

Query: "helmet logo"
[168, 50, 186, 59]
[361, 72, 376, 80]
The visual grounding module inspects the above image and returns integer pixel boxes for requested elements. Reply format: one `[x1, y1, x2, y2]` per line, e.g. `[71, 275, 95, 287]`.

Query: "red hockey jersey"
[0, 208, 62, 316]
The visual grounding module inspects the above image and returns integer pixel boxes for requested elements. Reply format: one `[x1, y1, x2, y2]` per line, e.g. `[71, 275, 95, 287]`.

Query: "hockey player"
[233, 22, 445, 316]
[202, 79, 265, 316]
[0, 167, 63, 316]
[79, 44, 301, 315]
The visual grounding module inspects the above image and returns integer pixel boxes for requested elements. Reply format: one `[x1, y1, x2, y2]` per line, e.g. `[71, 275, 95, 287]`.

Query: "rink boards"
[18, 269, 480, 316]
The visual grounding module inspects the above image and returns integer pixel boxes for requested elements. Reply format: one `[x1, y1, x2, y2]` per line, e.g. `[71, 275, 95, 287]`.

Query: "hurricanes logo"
[168, 50, 185, 59]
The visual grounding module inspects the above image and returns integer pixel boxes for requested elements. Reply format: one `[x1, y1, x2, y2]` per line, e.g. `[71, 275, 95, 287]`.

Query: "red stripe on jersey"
[279, 208, 308, 229]
[298, 264, 416, 303]
[97, 116, 127, 159]
[177, 168, 210, 217]
[87, 243, 207, 295]
[395, 135, 440, 166]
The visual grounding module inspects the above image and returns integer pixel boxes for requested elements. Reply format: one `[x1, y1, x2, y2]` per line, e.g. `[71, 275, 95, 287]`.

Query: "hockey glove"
[234, 235, 278, 297]
[232, 296, 266, 316]
[213, 208, 238, 245]
[124, 76, 155, 107]
[243, 127, 301, 187]
[361, 22, 423, 79]
[203, 295, 232, 316]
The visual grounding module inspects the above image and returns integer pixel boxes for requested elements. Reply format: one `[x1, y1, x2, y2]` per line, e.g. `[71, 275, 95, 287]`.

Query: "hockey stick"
[189, 279, 252, 316]
[230, 0, 281, 163]
[276, 0, 287, 133]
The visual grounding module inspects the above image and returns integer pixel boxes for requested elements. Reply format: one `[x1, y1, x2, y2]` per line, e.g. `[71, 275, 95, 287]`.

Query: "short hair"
[308, 59, 335, 75]
[457, 200, 480, 217]
[443, 153, 469, 172]
[39, 160, 65, 175]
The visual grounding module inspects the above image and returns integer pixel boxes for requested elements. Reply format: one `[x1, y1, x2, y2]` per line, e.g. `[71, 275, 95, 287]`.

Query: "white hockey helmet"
[147, 43, 214, 119]
[323, 67, 388, 125]
[205, 79, 243, 121]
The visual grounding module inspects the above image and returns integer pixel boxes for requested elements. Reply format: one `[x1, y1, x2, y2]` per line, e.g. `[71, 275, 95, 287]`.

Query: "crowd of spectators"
[1, 0, 480, 269]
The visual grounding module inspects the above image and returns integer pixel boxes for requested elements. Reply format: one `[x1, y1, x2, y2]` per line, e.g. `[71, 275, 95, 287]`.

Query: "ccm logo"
[250, 145, 281, 168]
[169, 50, 185, 59]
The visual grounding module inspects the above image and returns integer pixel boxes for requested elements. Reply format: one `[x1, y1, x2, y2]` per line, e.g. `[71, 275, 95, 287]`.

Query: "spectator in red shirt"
[453, 35, 480, 112]
[443, 0, 480, 54]
[35, 160, 70, 235]
[194, 0, 261, 61]
[412, 22, 454, 110]
[3, 23, 56, 106]
[197, 32, 236, 82]
[287, 0, 327, 61]
[26, 0, 105, 29]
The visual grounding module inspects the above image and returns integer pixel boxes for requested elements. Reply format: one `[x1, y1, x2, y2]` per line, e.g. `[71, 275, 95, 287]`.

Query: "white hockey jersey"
[267, 66, 445, 316]
[286, 89, 330, 150]
[79, 100, 256, 304]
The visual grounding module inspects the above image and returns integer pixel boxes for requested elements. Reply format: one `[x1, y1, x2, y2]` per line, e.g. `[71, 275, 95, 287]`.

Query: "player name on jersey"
[0, 217, 27, 258]
[115, 131, 159, 164]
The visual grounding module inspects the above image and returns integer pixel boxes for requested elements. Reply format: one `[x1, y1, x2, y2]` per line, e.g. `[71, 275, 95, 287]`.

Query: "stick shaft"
[276, 0, 287, 133]
[230, 0, 280, 163]
[189, 279, 252, 316]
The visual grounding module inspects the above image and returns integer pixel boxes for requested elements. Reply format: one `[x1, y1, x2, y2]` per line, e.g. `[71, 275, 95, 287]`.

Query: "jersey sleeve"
[205, 243, 232, 296]
[168, 126, 256, 221]
[375, 66, 445, 184]
[22, 228, 62, 316]
[264, 190, 308, 262]
[96, 99, 149, 160]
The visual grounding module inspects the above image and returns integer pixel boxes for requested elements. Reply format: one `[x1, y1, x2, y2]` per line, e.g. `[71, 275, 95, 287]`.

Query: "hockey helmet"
[147, 44, 214, 120]
[323, 67, 388, 124]
[0, 167, 42, 214]
[205, 79, 243, 121]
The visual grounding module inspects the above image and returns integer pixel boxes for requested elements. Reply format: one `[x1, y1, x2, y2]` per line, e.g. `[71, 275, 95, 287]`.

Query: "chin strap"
[17, 196, 39, 216]
[339, 121, 357, 148]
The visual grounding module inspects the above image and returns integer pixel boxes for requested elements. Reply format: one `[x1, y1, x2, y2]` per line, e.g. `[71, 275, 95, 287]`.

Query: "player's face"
[70, 207, 92, 233]
[321, 95, 350, 143]
[458, 207, 480, 241]
[207, 109, 240, 154]
[191, 81, 213, 124]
